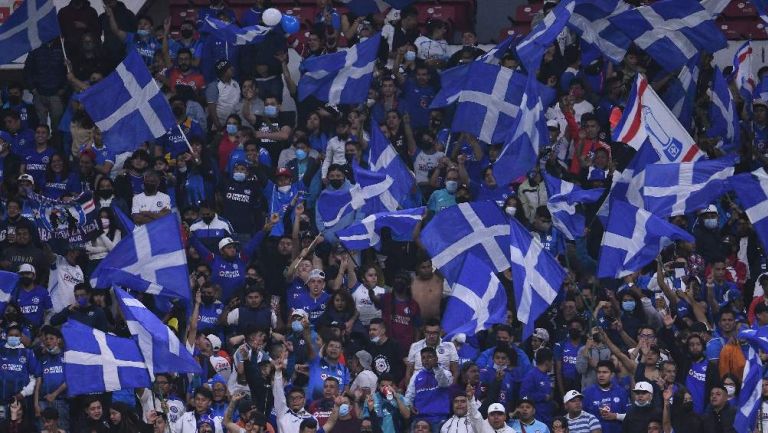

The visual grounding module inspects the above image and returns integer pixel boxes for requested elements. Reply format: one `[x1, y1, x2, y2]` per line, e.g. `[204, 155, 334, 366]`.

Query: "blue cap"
[587, 167, 607, 182]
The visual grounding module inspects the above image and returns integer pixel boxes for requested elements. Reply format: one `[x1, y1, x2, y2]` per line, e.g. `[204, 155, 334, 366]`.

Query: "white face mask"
[703, 218, 718, 230]
[505, 206, 517, 217]
[277, 185, 291, 193]
[725, 385, 736, 397]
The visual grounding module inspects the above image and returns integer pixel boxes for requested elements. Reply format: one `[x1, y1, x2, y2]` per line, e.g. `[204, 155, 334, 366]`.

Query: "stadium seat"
[0, 7, 10, 24]
[722, 0, 758, 18]
[515, 3, 541, 23]
[718, 17, 767, 40]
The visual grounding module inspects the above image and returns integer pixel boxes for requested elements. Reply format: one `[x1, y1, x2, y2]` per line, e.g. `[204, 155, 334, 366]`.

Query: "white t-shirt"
[131, 192, 171, 215]
[413, 151, 445, 184]
[351, 284, 386, 325]
[407, 339, 459, 371]
[48, 255, 84, 313]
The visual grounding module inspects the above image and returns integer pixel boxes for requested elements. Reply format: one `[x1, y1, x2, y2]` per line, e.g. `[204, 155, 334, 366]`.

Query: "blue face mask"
[295, 149, 307, 160]
[338, 404, 350, 417]
[264, 105, 278, 117]
[622, 300, 636, 312]
[226, 124, 238, 135]
[137, 29, 151, 37]
[291, 320, 304, 333]
[233, 172, 246, 182]
[404, 51, 416, 62]
[445, 180, 458, 193]
[6, 336, 20, 347]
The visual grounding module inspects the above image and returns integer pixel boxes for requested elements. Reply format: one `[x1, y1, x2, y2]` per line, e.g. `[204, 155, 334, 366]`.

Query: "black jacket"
[701, 404, 737, 433]
[621, 404, 662, 433]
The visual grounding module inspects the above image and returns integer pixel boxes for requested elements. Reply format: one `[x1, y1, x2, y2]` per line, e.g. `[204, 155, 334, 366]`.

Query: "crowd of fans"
[0, 0, 767, 432]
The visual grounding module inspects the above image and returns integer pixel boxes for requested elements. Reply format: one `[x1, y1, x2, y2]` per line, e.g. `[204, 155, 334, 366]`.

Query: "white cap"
[218, 237, 238, 251]
[698, 204, 718, 215]
[18, 263, 35, 275]
[206, 334, 222, 351]
[17, 173, 34, 185]
[487, 403, 506, 414]
[451, 333, 467, 344]
[308, 269, 326, 280]
[563, 390, 583, 403]
[546, 119, 560, 129]
[291, 309, 309, 319]
[533, 328, 550, 342]
[633, 381, 653, 393]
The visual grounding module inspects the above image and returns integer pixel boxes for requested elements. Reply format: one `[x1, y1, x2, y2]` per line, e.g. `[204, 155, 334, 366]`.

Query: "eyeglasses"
[289, 395, 305, 401]
[639, 334, 656, 339]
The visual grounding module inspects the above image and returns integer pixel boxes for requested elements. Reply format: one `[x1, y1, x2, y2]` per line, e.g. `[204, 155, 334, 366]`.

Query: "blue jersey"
[80, 144, 115, 167]
[16, 285, 52, 327]
[0, 347, 38, 402]
[264, 181, 304, 237]
[240, 7, 265, 27]
[307, 357, 350, 400]
[519, 367, 555, 425]
[478, 367, 517, 405]
[289, 291, 330, 325]
[197, 301, 225, 334]
[410, 369, 451, 422]
[23, 147, 54, 187]
[160, 118, 204, 157]
[400, 80, 436, 129]
[286, 278, 307, 305]
[190, 231, 265, 302]
[554, 340, 583, 381]
[44, 172, 81, 199]
[125, 33, 162, 67]
[9, 129, 34, 157]
[37, 352, 66, 396]
[582, 382, 629, 433]
[686, 358, 708, 414]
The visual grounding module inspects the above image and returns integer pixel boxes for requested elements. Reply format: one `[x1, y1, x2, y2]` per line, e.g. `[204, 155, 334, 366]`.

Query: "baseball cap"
[518, 396, 535, 406]
[563, 390, 583, 403]
[754, 99, 768, 109]
[308, 269, 326, 280]
[215, 60, 232, 76]
[17, 173, 34, 185]
[487, 403, 506, 414]
[291, 309, 309, 319]
[355, 350, 372, 370]
[633, 381, 653, 393]
[18, 263, 35, 274]
[546, 119, 560, 130]
[218, 237, 238, 251]
[698, 204, 718, 215]
[276, 167, 292, 178]
[533, 328, 550, 342]
[206, 334, 222, 351]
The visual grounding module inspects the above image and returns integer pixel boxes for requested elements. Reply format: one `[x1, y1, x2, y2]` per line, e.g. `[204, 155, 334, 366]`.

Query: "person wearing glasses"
[139, 374, 185, 424]
[273, 352, 317, 433]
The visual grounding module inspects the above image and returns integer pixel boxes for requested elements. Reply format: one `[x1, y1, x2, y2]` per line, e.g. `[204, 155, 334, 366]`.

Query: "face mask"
[725, 385, 736, 397]
[226, 124, 238, 135]
[178, 165, 188, 173]
[493, 363, 506, 372]
[172, 106, 185, 117]
[181, 29, 194, 38]
[277, 185, 291, 193]
[144, 184, 158, 194]
[101, 218, 110, 228]
[445, 180, 458, 193]
[329, 179, 344, 189]
[370, 336, 380, 344]
[505, 206, 517, 217]
[202, 215, 214, 224]
[48, 346, 61, 355]
[634, 399, 650, 407]
[538, 222, 552, 232]
[264, 105, 278, 117]
[568, 328, 582, 340]
[6, 336, 20, 347]
[201, 295, 215, 305]
[19, 277, 33, 286]
[405, 51, 416, 62]
[291, 320, 304, 333]
[77, 297, 89, 307]
[295, 149, 307, 160]
[622, 300, 636, 312]
[338, 404, 350, 417]
[8, 96, 21, 106]
[682, 401, 693, 412]
[233, 172, 246, 182]
[703, 218, 718, 230]
[345, 153, 356, 162]
[366, 98, 376, 108]
[137, 29, 151, 37]
[98, 189, 113, 199]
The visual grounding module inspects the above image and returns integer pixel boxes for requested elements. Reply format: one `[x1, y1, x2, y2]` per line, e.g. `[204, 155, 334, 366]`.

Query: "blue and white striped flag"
[114, 287, 200, 378]
[597, 200, 694, 278]
[752, 0, 768, 25]
[432, 62, 554, 144]
[567, 0, 632, 64]
[201, 17, 271, 45]
[298, 33, 381, 105]
[368, 123, 416, 205]
[643, 156, 736, 218]
[597, 140, 659, 222]
[0, 0, 60, 64]
[544, 173, 605, 240]
[0, 271, 20, 317]
[420, 201, 510, 285]
[90, 215, 191, 302]
[63, 320, 152, 395]
[492, 75, 549, 187]
[735, 328, 765, 433]
[74, 50, 176, 154]
[509, 217, 565, 340]
[442, 254, 507, 339]
[661, 55, 700, 132]
[337, 207, 424, 251]
[708, 67, 741, 153]
[732, 169, 768, 253]
[732, 41, 756, 102]
[317, 163, 403, 228]
[516, 0, 574, 72]
[607, 0, 727, 72]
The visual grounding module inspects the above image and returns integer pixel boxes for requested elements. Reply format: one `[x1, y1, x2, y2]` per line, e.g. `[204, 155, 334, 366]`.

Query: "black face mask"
[144, 184, 158, 194]
[344, 153, 356, 162]
[19, 277, 33, 286]
[8, 96, 21, 106]
[201, 295, 215, 305]
[172, 106, 185, 118]
[98, 189, 113, 199]
[329, 179, 344, 189]
[184, 218, 197, 226]
[568, 328, 582, 340]
[181, 29, 194, 39]
[682, 401, 693, 412]
[202, 215, 214, 224]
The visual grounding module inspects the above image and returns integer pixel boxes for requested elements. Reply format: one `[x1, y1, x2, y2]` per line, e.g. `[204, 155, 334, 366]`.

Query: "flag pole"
[145, 65, 194, 154]
[59, 37, 71, 73]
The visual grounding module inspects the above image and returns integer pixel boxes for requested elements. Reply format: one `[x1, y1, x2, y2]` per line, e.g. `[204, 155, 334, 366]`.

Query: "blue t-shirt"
[125, 32, 162, 67]
[37, 353, 66, 396]
[553, 340, 583, 381]
[307, 357, 350, 400]
[582, 382, 629, 433]
[44, 172, 81, 199]
[685, 358, 707, 414]
[16, 285, 52, 327]
[23, 147, 55, 187]
[400, 80, 436, 129]
[427, 189, 456, 213]
[80, 144, 115, 168]
[289, 291, 330, 325]
[9, 129, 34, 157]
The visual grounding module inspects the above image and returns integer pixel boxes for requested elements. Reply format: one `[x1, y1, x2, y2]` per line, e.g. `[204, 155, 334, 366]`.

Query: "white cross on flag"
[0, 0, 60, 64]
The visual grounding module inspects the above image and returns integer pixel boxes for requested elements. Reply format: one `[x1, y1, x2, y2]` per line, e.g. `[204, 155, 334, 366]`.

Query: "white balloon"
[262, 8, 282, 26]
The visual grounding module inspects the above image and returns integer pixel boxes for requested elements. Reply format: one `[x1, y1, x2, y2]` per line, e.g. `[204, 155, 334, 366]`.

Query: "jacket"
[170, 410, 223, 433]
[468, 397, 515, 433]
